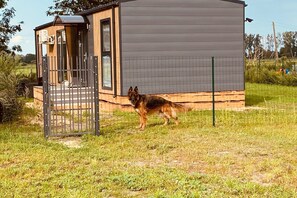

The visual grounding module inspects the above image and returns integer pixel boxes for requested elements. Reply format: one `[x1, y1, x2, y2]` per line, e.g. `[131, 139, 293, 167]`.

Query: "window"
[57, 30, 67, 83]
[101, 19, 112, 89]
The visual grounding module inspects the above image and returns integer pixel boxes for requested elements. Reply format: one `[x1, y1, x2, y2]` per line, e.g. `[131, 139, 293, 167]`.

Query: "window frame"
[100, 18, 112, 90]
[56, 29, 67, 83]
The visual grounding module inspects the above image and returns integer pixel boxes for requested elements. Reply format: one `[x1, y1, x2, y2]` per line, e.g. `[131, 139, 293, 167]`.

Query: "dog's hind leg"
[171, 108, 179, 125]
[167, 107, 179, 125]
[159, 112, 170, 125]
[173, 116, 179, 125]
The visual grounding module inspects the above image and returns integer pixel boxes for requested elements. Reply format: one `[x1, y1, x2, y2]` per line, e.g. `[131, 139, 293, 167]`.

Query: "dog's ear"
[134, 86, 139, 94]
[128, 86, 133, 92]
[128, 86, 133, 96]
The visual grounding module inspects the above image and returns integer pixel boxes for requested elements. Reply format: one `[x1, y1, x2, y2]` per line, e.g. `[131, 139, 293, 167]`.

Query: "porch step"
[49, 87, 94, 94]
[51, 98, 94, 105]
[48, 87, 96, 106]
[50, 91, 94, 99]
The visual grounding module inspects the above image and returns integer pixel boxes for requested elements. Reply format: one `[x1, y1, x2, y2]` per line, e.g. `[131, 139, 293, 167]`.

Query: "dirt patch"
[25, 102, 43, 126]
[29, 114, 43, 126]
[51, 137, 83, 148]
[227, 106, 267, 112]
[251, 173, 273, 187]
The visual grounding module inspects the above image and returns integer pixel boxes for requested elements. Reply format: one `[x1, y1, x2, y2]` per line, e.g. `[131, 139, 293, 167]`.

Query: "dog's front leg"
[134, 108, 143, 129]
[138, 115, 143, 129]
[140, 113, 147, 130]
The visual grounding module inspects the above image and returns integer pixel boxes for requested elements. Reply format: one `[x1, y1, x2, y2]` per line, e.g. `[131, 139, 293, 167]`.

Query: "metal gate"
[42, 56, 99, 138]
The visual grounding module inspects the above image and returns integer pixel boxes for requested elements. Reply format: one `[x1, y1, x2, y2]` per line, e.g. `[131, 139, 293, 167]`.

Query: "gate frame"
[42, 56, 100, 138]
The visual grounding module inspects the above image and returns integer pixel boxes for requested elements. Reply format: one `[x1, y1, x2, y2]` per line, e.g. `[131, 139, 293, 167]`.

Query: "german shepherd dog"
[128, 86, 188, 130]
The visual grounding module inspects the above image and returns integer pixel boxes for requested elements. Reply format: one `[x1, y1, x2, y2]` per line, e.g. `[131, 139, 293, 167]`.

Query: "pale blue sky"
[245, 0, 297, 36]
[6, 0, 297, 55]
[7, 0, 53, 54]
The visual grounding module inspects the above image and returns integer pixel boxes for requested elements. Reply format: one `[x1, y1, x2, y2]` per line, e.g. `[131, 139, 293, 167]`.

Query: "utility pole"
[272, 21, 279, 60]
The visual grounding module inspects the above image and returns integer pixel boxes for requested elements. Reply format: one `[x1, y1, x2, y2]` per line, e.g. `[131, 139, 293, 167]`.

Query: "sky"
[7, 0, 53, 55]
[6, 0, 297, 55]
[244, 0, 297, 36]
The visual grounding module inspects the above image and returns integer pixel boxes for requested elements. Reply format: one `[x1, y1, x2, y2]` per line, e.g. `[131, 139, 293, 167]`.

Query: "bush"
[0, 52, 23, 122]
[245, 59, 297, 86]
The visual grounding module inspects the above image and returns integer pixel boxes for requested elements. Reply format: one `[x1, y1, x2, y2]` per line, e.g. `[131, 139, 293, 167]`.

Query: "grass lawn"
[16, 64, 36, 76]
[1, 84, 297, 197]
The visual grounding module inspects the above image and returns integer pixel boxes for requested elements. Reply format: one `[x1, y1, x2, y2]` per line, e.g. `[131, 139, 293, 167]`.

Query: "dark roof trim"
[120, 0, 246, 5]
[221, 0, 246, 6]
[34, 21, 54, 31]
[76, 1, 119, 16]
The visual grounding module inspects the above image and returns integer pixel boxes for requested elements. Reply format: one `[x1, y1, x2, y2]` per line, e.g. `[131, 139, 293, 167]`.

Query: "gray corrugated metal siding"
[120, 0, 245, 95]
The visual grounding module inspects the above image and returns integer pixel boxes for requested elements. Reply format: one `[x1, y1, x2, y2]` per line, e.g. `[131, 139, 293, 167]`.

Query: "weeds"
[0, 52, 23, 122]
[246, 58, 297, 86]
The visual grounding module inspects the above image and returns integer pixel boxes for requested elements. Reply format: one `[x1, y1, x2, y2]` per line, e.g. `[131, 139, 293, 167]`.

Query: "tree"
[263, 34, 274, 59]
[0, 0, 23, 53]
[245, 33, 255, 59]
[253, 34, 263, 60]
[47, 0, 112, 16]
[244, 34, 263, 59]
[266, 34, 274, 52]
[22, 53, 36, 64]
[280, 31, 297, 57]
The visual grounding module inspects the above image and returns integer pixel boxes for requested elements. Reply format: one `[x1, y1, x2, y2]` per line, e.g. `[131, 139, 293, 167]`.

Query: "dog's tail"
[170, 102, 192, 112]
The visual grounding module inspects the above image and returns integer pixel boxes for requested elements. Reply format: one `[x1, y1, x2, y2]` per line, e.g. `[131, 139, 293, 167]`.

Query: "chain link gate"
[42, 56, 99, 138]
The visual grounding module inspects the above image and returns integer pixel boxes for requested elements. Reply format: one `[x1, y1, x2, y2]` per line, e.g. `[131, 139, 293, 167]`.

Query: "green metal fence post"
[212, 57, 216, 127]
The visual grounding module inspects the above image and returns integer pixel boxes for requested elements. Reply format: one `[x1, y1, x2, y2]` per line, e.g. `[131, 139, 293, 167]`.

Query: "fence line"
[40, 56, 297, 137]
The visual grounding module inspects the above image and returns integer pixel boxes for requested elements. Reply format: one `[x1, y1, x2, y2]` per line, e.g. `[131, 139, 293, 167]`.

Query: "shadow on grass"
[245, 94, 274, 106]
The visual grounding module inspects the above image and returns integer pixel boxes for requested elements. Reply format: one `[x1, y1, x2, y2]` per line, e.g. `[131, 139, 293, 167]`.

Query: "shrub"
[245, 59, 297, 86]
[0, 52, 23, 122]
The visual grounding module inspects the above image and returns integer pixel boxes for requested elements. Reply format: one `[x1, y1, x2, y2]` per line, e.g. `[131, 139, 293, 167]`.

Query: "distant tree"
[253, 34, 263, 59]
[277, 33, 283, 51]
[245, 33, 255, 59]
[47, 0, 112, 15]
[22, 53, 36, 64]
[263, 34, 274, 59]
[0, 0, 23, 53]
[266, 34, 274, 52]
[245, 34, 263, 59]
[280, 31, 297, 57]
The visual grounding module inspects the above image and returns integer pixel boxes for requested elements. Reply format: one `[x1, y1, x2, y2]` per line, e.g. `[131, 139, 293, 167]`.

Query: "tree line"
[245, 32, 297, 60]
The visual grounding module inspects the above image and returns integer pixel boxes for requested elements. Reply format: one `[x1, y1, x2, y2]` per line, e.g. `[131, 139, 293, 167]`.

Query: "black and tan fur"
[128, 86, 188, 130]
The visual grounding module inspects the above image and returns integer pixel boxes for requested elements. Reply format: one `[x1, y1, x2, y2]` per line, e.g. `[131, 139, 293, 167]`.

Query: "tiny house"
[34, 0, 246, 111]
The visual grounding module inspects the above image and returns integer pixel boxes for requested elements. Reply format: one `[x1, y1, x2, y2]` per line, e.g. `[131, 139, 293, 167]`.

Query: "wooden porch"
[34, 86, 245, 112]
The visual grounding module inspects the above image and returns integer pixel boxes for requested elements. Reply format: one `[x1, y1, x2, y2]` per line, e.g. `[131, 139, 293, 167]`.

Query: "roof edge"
[76, 1, 119, 16]
[34, 22, 54, 31]
[221, 0, 246, 6]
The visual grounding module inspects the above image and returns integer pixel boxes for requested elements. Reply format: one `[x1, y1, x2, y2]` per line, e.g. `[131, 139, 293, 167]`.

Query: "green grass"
[16, 64, 36, 76]
[1, 83, 297, 197]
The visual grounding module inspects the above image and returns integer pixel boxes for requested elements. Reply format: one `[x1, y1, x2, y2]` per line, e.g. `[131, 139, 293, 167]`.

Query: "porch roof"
[53, 15, 88, 25]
